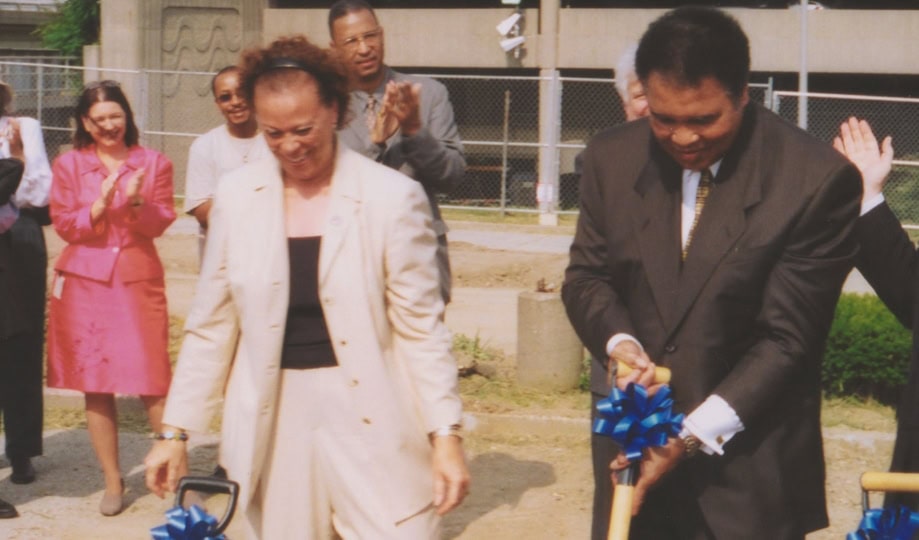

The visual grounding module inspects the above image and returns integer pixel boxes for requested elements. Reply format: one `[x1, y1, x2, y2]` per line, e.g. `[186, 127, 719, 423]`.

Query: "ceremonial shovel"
[605, 362, 673, 540]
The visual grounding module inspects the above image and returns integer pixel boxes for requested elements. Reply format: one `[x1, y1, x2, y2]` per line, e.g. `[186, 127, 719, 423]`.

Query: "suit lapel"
[632, 148, 683, 331]
[251, 158, 289, 297]
[671, 106, 764, 335]
[320, 146, 361, 286]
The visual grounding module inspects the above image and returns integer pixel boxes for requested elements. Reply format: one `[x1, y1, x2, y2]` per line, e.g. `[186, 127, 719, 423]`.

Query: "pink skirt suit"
[47, 145, 176, 396]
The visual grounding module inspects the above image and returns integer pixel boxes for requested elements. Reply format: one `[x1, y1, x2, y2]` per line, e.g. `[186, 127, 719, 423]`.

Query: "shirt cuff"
[680, 395, 744, 456]
[860, 193, 885, 216]
[605, 333, 643, 356]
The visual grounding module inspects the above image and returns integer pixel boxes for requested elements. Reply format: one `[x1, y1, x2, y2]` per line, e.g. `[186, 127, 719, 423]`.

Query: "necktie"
[683, 168, 712, 261]
[365, 95, 378, 134]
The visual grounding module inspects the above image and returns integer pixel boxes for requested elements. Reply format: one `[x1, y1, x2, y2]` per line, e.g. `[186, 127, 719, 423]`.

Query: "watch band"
[681, 433, 701, 457]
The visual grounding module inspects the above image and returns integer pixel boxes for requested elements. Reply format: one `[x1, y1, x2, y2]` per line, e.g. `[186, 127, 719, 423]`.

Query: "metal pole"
[36, 65, 44, 124]
[765, 76, 774, 110]
[798, 0, 808, 130]
[500, 89, 510, 215]
[538, 0, 560, 226]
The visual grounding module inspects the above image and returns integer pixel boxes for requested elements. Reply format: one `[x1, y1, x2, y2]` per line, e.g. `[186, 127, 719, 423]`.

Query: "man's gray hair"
[614, 43, 639, 103]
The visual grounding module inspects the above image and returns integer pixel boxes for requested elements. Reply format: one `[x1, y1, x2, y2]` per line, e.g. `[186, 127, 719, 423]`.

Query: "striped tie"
[365, 95, 378, 134]
[683, 168, 712, 261]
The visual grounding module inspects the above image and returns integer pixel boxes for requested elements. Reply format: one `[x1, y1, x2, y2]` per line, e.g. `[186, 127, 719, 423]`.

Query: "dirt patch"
[451, 242, 568, 290]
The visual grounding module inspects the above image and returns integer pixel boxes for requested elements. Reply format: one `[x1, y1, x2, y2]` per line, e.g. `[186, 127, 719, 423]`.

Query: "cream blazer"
[162, 144, 462, 523]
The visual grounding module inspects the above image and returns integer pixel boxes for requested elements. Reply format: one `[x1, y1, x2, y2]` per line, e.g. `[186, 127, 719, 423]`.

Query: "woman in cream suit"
[145, 36, 469, 539]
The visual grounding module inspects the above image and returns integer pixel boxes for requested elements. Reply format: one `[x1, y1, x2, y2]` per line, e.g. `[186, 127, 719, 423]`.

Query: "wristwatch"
[679, 433, 701, 458]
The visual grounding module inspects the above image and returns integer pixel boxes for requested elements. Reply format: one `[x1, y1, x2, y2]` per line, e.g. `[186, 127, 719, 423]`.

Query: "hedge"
[823, 293, 913, 406]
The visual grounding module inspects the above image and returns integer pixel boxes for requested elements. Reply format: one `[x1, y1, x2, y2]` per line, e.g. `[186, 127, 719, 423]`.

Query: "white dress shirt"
[0, 116, 52, 232]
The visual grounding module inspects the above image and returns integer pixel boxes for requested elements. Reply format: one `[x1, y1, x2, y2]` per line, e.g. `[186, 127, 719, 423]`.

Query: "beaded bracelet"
[151, 431, 188, 442]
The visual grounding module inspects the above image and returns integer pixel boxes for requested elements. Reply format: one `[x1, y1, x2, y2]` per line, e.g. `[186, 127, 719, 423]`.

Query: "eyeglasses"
[216, 91, 245, 103]
[339, 28, 383, 51]
[84, 79, 121, 90]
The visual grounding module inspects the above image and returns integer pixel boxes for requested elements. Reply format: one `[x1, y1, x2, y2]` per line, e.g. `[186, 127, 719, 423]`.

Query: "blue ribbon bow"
[592, 383, 684, 461]
[846, 505, 919, 540]
[150, 504, 225, 540]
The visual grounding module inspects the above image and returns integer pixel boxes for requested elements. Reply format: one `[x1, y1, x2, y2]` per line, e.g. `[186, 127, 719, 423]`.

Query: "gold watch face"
[682, 435, 701, 457]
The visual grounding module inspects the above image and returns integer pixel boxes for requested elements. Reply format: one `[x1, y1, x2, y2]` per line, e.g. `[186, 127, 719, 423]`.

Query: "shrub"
[822, 293, 912, 406]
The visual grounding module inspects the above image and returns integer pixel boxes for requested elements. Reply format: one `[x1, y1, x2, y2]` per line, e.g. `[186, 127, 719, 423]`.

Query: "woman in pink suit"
[47, 81, 176, 516]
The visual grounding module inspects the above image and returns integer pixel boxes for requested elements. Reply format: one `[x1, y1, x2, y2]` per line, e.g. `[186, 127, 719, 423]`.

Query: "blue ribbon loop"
[593, 383, 684, 461]
[150, 504, 225, 540]
[846, 505, 919, 540]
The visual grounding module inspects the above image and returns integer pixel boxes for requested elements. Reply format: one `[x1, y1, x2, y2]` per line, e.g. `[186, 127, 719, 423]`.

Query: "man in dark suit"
[0, 156, 25, 520]
[562, 7, 862, 539]
[834, 117, 919, 510]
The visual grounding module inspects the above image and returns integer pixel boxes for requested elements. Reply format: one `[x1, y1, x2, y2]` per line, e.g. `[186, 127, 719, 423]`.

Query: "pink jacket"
[50, 145, 176, 283]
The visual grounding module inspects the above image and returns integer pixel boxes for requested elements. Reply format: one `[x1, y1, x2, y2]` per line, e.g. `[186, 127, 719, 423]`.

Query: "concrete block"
[516, 290, 583, 391]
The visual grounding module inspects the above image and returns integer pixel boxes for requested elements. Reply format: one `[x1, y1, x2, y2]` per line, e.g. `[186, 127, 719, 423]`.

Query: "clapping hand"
[100, 170, 119, 206]
[833, 116, 894, 203]
[371, 80, 423, 144]
[3, 118, 24, 161]
[124, 167, 145, 206]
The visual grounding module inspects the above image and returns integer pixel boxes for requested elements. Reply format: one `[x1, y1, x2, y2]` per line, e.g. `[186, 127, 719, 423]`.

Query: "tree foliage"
[36, 0, 101, 58]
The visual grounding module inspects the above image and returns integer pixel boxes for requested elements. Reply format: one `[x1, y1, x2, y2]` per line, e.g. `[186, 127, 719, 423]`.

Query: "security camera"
[500, 35, 526, 53]
[496, 12, 522, 36]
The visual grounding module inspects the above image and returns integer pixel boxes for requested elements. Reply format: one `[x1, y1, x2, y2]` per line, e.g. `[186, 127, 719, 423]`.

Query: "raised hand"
[833, 116, 894, 203]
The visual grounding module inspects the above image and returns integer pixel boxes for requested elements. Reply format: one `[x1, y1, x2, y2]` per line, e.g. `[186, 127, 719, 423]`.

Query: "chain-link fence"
[773, 91, 919, 227]
[3, 59, 918, 226]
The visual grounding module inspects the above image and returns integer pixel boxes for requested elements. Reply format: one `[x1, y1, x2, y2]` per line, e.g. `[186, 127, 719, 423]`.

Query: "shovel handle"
[861, 472, 919, 493]
[609, 483, 634, 540]
[616, 361, 672, 384]
[175, 476, 240, 535]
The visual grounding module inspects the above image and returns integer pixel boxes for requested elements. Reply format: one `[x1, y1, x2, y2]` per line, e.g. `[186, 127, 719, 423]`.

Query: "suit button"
[340, 340, 347, 346]
[362, 418, 372, 425]
[664, 344, 677, 354]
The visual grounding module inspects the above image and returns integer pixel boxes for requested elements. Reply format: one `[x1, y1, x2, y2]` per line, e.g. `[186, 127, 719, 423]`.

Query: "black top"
[280, 236, 338, 370]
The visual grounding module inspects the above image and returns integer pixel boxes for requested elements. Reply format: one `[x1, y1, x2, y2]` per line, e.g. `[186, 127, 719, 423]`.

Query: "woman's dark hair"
[73, 81, 140, 149]
[238, 35, 350, 129]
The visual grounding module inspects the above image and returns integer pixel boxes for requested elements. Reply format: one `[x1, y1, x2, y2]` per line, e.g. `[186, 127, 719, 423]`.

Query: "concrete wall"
[264, 7, 919, 75]
[263, 8, 541, 69]
[99, 0, 264, 194]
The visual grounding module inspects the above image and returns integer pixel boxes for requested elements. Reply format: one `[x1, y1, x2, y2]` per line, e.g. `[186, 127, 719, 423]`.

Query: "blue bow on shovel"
[151, 504, 225, 540]
[150, 476, 240, 540]
[846, 505, 919, 540]
[593, 364, 680, 540]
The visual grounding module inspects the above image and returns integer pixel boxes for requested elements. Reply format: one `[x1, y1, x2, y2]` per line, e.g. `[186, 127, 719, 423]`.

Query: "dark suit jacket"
[562, 103, 862, 539]
[0, 158, 25, 340]
[854, 202, 919, 508]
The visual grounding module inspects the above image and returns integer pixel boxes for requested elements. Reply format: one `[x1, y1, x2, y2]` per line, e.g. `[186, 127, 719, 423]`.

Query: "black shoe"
[0, 498, 18, 519]
[10, 457, 35, 485]
[212, 465, 227, 480]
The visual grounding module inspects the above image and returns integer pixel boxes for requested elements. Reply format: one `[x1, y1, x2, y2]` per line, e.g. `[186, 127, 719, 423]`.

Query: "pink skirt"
[47, 271, 172, 396]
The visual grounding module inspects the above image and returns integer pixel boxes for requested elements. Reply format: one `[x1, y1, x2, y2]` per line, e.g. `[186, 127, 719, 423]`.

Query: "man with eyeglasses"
[184, 65, 270, 259]
[329, 0, 465, 304]
[563, 7, 861, 539]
